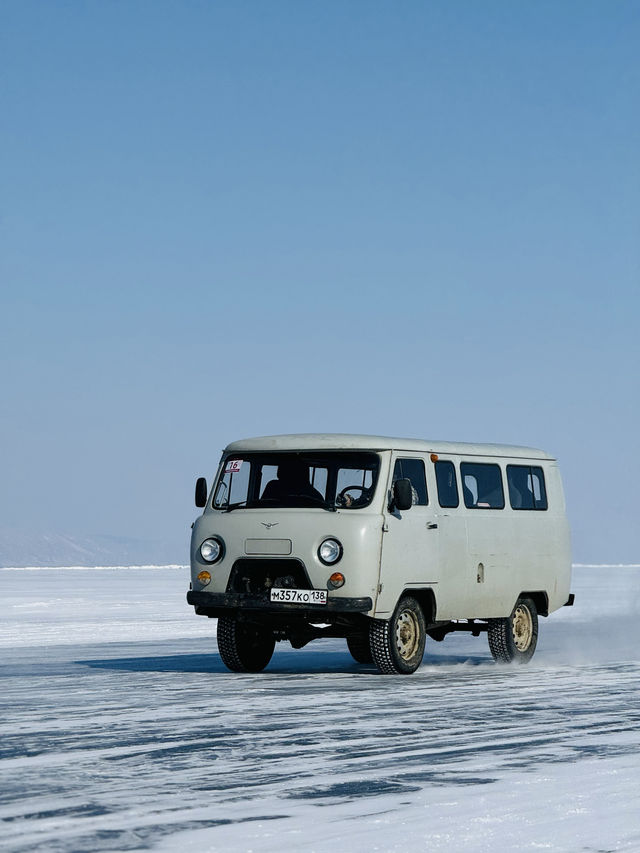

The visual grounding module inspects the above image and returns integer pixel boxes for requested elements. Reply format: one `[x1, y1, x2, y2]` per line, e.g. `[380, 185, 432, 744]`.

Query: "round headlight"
[318, 538, 343, 565]
[200, 538, 223, 563]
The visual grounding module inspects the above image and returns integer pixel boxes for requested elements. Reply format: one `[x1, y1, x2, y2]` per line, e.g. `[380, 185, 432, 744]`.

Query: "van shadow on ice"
[80, 652, 227, 674]
[77, 647, 367, 674]
[78, 644, 490, 675]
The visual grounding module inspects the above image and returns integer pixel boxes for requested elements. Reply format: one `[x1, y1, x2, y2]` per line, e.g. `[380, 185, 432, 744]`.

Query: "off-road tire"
[217, 617, 276, 673]
[369, 595, 426, 674]
[346, 632, 373, 664]
[488, 597, 538, 664]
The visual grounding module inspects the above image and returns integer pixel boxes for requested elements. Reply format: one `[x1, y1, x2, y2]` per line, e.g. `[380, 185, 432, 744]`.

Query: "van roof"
[224, 434, 554, 461]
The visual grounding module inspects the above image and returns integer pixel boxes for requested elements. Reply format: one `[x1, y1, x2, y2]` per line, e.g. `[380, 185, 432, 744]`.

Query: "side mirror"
[393, 478, 413, 512]
[195, 477, 208, 508]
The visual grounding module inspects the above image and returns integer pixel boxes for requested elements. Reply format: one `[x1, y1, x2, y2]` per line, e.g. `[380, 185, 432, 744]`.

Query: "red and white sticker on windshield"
[225, 459, 243, 474]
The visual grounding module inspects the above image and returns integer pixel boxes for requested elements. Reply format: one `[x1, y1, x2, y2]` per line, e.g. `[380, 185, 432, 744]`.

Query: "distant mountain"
[0, 529, 188, 567]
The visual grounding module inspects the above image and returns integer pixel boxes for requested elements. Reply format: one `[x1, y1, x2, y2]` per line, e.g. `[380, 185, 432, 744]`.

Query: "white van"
[187, 434, 573, 674]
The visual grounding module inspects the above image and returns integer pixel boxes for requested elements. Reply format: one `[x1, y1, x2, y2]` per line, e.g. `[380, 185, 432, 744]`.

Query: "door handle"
[427, 522, 438, 530]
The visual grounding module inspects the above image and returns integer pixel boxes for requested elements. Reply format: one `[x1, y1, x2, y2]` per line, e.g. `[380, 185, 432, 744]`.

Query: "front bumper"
[187, 590, 373, 619]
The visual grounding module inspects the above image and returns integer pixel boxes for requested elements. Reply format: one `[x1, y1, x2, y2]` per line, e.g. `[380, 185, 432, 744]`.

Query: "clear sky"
[1, 0, 639, 563]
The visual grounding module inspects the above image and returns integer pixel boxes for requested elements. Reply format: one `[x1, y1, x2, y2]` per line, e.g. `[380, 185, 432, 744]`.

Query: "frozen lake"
[1, 565, 639, 852]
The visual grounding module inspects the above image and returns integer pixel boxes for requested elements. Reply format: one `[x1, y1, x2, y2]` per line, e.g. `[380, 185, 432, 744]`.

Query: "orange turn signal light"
[430, 453, 439, 462]
[328, 572, 345, 589]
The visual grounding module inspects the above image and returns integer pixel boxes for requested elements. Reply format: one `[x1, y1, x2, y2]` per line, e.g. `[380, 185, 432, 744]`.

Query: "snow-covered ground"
[1, 565, 639, 852]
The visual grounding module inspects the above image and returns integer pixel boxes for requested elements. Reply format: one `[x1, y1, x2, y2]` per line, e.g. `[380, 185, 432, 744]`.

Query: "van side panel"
[452, 459, 571, 619]
[377, 455, 571, 621]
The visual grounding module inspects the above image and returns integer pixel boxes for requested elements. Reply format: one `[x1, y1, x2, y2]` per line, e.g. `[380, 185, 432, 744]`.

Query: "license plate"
[270, 587, 327, 605]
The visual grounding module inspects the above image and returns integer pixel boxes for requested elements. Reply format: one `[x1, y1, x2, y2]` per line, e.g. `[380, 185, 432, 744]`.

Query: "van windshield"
[212, 452, 380, 511]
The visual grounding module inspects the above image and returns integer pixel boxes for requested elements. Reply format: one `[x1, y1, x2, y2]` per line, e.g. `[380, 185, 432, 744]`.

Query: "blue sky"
[1, 0, 638, 562]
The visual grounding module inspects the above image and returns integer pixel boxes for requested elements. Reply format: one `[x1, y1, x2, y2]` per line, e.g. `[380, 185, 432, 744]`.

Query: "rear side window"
[392, 458, 428, 505]
[507, 465, 548, 510]
[461, 462, 505, 509]
[435, 461, 459, 508]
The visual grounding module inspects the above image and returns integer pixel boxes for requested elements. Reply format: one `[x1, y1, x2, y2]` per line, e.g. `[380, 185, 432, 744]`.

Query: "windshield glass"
[212, 452, 380, 511]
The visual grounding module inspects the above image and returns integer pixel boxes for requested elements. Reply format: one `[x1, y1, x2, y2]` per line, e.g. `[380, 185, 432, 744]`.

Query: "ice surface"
[1, 566, 639, 852]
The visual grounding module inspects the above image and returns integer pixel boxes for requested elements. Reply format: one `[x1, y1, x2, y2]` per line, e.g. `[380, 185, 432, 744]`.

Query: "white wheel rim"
[512, 605, 533, 651]
[395, 609, 420, 660]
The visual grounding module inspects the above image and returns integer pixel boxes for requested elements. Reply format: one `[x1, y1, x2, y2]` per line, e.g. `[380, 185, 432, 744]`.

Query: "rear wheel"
[370, 596, 426, 674]
[488, 597, 538, 664]
[217, 617, 276, 673]
[346, 632, 373, 664]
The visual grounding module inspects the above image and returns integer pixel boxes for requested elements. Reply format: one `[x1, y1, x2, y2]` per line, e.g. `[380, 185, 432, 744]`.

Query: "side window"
[460, 462, 505, 509]
[435, 460, 459, 508]
[507, 465, 548, 510]
[392, 458, 428, 505]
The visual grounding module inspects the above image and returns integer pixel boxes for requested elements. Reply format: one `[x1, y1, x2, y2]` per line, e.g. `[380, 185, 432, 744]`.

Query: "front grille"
[226, 558, 312, 596]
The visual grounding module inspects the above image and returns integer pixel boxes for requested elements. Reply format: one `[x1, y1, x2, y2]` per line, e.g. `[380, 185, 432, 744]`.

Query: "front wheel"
[217, 617, 276, 672]
[488, 597, 538, 664]
[346, 632, 373, 664]
[369, 596, 426, 674]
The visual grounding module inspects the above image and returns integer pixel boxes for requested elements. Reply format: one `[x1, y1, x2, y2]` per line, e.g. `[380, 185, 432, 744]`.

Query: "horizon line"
[1, 563, 640, 571]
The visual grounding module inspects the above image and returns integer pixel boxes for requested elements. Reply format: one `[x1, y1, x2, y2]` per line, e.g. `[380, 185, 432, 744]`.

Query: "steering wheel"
[337, 485, 366, 506]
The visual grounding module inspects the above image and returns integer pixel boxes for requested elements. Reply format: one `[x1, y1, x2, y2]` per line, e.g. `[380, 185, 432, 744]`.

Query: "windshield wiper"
[223, 498, 337, 512]
[221, 501, 248, 512]
[254, 497, 337, 512]
[298, 496, 336, 512]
